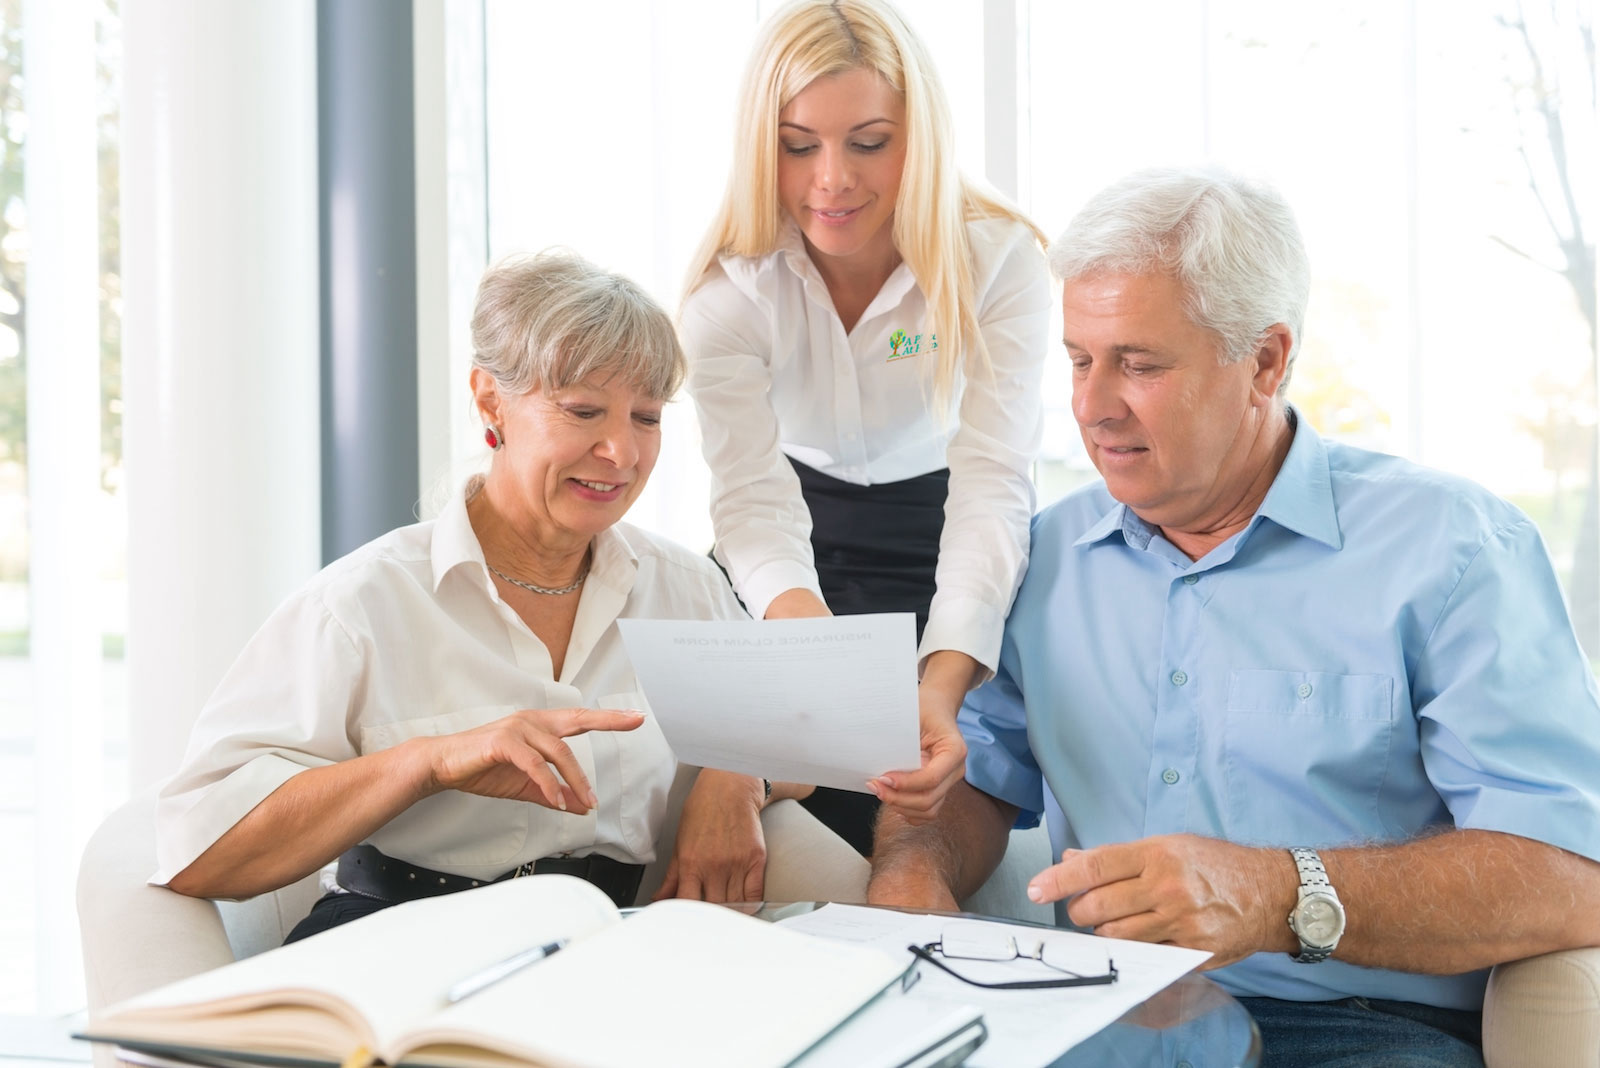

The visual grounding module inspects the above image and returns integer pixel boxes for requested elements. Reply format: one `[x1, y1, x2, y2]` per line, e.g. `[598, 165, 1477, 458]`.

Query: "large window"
[0, 0, 126, 1047]
[1028, 0, 1598, 653]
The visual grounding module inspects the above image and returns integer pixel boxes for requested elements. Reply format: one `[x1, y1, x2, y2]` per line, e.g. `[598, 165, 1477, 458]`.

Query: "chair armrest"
[1483, 946, 1600, 1068]
[77, 790, 239, 1068]
[760, 797, 870, 903]
[77, 790, 239, 1014]
[960, 825, 1054, 925]
[217, 875, 325, 959]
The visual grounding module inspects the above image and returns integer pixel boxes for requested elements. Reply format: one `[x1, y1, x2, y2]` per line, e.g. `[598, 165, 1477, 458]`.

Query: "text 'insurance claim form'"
[617, 614, 920, 791]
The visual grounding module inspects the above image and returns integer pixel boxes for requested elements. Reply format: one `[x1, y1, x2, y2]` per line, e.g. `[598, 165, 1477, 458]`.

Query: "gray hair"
[470, 250, 685, 401]
[1049, 167, 1309, 391]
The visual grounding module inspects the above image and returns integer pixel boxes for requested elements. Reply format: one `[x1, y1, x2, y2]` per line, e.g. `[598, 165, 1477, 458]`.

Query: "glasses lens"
[940, 922, 1017, 962]
[1039, 938, 1110, 977]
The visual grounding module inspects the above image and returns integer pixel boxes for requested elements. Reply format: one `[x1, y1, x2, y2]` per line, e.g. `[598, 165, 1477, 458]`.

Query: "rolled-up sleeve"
[1412, 517, 1600, 863]
[958, 648, 1046, 828]
[682, 267, 824, 620]
[921, 231, 1050, 674]
[152, 590, 366, 885]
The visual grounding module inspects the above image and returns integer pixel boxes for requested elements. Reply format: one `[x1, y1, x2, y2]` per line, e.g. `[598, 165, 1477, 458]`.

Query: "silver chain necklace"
[487, 559, 590, 596]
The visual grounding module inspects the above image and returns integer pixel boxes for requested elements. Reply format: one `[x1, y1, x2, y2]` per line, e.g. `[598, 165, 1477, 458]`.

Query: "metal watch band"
[1288, 846, 1343, 964]
[1291, 846, 1332, 893]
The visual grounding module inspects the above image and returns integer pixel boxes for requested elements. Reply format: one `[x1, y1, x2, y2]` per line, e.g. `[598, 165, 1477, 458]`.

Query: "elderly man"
[867, 167, 1600, 1066]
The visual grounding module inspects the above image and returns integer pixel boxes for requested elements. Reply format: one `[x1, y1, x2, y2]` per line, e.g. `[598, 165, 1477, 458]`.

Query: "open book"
[80, 875, 911, 1068]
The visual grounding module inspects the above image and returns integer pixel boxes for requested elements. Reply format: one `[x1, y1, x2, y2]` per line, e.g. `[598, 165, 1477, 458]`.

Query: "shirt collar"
[429, 479, 642, 595]
[776, 220, 918, 309]
[430, 482, 485, 592]
[1073, 406, 1342, 553]
[1253, 407, 1342, 551]
[1075, 501, 1140, 548]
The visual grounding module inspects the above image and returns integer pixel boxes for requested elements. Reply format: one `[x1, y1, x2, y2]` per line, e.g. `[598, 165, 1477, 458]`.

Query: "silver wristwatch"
[1287, 847, 1345, 964]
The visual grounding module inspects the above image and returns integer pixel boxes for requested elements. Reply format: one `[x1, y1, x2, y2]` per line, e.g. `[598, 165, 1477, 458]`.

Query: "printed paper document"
[617, 614, 920, 792]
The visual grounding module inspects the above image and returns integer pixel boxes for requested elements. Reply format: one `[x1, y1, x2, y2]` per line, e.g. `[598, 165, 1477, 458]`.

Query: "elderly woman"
[154, 251, 859, 939]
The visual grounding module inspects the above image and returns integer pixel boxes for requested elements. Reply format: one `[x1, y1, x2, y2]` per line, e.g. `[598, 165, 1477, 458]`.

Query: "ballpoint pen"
[445, 939, 569, 1004]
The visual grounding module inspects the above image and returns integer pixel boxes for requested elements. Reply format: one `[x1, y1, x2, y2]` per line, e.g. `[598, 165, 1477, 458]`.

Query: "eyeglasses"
[908, 923, 1119, 991]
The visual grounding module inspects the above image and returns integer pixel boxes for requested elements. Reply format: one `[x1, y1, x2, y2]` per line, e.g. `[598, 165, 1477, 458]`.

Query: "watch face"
[1295, 893, 1345, 946]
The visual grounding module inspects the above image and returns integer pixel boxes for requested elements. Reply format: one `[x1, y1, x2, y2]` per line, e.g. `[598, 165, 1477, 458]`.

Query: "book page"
[398, 898, 909, 1068]
[91, 875, 621, 1061]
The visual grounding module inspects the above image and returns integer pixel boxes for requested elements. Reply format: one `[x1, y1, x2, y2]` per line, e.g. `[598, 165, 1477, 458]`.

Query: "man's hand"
[423, 707, 646, 815]
[1027, 833, 1298, 969]
[654, 770, 767, 904]
[871, 650, 980, 822]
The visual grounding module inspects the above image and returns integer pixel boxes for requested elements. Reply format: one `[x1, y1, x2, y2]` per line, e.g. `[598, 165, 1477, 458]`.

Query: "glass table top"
[739, 901, 1263, 1068]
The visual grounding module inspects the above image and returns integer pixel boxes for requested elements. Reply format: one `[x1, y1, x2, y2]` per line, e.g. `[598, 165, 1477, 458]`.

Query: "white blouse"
[681, 216, 1051, 673]
[153, 485, 746, 887]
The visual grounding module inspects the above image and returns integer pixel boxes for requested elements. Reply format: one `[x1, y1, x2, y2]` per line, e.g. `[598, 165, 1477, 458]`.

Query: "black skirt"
[789, 456, 949, 856]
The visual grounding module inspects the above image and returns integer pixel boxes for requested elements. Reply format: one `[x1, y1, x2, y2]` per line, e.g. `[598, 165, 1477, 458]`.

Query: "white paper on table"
[778, 904, 1213, 1068]
[616, 614, 920, 792]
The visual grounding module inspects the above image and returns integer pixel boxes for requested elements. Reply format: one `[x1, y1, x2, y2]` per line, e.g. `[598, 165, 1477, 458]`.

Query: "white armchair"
[77, 791, 322, 1068]
[1483, 944, 1600, 1066]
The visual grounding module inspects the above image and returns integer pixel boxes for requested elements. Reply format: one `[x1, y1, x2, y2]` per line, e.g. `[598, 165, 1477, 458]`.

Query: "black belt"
[336, 843, 645, 910]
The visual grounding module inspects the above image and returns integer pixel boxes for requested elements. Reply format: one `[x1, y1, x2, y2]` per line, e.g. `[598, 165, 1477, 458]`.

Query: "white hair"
[1049, 167, 1309, 391]
[471, 249, 685, 401]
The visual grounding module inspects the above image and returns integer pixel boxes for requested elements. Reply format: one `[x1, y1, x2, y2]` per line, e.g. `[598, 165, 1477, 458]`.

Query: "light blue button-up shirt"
[962, 412, 1600, 1009]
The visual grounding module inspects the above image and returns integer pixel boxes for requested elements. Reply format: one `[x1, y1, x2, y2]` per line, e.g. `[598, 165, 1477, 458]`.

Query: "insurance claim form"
[616, 614, 921, 791]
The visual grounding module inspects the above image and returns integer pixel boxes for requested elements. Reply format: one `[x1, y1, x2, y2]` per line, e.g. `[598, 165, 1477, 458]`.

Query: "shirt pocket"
[359, 704, 532, 868]
[1222, 670, 1396, 845]
[359, 704, 514, 753]
[600, 691, 676, 857]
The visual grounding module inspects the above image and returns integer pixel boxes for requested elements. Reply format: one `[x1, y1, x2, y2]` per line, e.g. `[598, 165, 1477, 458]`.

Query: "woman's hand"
[654, 770, 768, 903]
[422, 707, 646, 815]
[869, 650, 977, 823]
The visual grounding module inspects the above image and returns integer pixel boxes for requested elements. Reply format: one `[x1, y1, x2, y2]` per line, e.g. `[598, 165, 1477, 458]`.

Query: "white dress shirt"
[153, 484, 747, 887]
[681, 216, 1051, 673]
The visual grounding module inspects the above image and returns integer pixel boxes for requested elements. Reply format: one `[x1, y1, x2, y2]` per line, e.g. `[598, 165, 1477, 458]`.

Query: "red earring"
[484, 425, 504, 450]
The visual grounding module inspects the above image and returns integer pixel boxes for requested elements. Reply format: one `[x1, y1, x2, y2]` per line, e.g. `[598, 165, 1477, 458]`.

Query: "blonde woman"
[681, 0, 1050, 855]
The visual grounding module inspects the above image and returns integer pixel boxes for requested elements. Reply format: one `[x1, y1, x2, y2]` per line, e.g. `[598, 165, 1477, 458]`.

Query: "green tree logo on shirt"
[889, 329, 908, 358]
[887, 329, 937, 361]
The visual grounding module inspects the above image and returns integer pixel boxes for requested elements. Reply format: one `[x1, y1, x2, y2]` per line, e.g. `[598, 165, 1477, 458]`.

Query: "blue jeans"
[1239, 996, 1483, 1068]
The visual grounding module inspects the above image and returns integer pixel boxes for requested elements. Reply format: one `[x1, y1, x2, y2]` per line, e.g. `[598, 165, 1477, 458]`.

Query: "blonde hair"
[473, 249, 685, 401]
[683, 0, 1044, 414]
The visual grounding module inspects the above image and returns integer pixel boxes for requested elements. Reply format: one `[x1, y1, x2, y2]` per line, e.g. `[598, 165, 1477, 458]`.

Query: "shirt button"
[1162, 768, 1180, 785]
[1298, 683, 1313, 699]
[1171, 670, 1188, 686]
[1177, 1061, 1194, 1068]
[1182, 574, 1198, 585]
